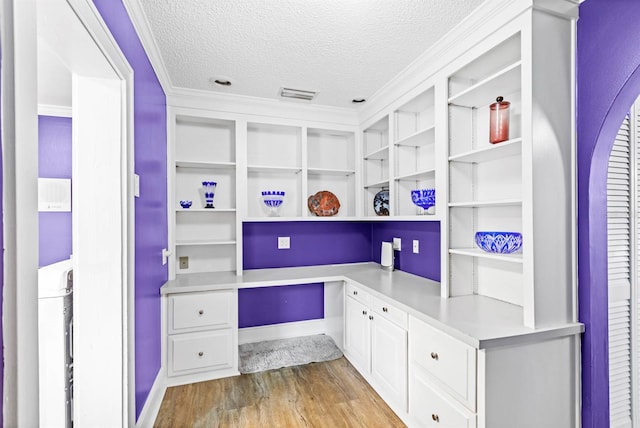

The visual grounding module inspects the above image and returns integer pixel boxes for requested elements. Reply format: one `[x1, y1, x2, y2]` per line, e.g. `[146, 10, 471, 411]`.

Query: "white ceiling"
[136, 0, 484, 108]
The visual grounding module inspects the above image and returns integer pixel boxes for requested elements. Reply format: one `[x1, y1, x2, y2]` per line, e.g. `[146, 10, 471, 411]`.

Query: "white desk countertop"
[161, 262, 583, 349]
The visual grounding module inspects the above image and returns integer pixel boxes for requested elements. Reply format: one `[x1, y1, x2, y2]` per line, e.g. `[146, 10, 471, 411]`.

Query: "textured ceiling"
[137, 0, 484, 108]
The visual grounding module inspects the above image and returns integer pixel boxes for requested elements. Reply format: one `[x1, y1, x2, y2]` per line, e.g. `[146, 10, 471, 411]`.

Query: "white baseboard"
[135, 370, 167, 428]
[238, 318, 328, 345]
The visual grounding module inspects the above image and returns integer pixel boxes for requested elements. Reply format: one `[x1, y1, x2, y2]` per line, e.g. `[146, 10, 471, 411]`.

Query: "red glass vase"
[489, 96, 510, 144]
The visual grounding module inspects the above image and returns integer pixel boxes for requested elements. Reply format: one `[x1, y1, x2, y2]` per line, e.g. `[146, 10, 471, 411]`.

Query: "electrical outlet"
[393, 237, 401, 250]
[278, 236, 290, 249]
[413, 240, 419, 254]
[179, 256, 189, 269]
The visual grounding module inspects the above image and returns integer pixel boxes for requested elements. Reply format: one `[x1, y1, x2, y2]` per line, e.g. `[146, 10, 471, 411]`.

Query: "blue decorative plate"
[373, 189, 389, 216]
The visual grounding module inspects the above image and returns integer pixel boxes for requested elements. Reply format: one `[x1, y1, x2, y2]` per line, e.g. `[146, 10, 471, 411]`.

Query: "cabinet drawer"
[345, 282, 371, 306]
[169, 290, 234, 333]
[410, 368, 476, 428]
[409, 316, 476, 411]
[372, 295, 407, 329]
[169, 329, 234, 376]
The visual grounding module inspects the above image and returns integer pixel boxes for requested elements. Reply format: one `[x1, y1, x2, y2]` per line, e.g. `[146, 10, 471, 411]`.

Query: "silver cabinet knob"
[382, 307, 388, 312]
[369, 315, 374, 320]
[353, 290, 358, 295]
[198, 309, 204, 315]
[198, 351, 204, 357]
[430, 352, 439, 360]
[432, 414, 439, 422]
[362, 310, 367, 315]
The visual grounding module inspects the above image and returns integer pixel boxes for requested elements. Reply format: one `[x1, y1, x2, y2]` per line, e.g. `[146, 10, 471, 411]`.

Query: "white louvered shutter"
[608, 112, 635, 428]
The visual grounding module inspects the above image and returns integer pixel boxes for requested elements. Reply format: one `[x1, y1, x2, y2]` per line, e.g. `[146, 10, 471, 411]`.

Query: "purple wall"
[38, 115, 72, 267]
[243, 221, 373, 269]
[242, 221, 440, 326]
[239, 283, 324, 328]
[577, 1, 640, 426]
[371, 221, 440, 281]
[91, 0, 168, 419]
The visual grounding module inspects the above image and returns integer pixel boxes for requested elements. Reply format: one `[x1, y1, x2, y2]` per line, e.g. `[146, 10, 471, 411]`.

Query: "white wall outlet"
[393, 237, 401, 250]
[278, 236, 290, 249]
[413, 240, 419, 254]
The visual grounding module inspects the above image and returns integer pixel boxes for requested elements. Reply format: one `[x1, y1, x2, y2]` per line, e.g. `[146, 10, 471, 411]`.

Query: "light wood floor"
[154, 357, 406, 428]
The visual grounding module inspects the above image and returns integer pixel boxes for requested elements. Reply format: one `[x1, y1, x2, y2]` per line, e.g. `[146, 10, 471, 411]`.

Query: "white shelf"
[395, 168, 436, 181]
[364, 146, 389, 160]
[449, 248, 523, 263]
[176, 239, 237, 247]
[176, 161, 236, 169]
[307, 167, 356, 176]
[176, 208, 237, 212]
[448, 199, 522, 208]
[247, 165, 302, 174]
[448, 61, 521, 108]
[364, 179, 390, 189]
[395, 126, 435, 147]
[449, 138, 522, 163]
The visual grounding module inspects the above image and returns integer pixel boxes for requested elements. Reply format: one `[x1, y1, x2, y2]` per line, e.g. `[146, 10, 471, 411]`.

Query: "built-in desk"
[161, 262, 582, 349]
[160, 263, 584, 427]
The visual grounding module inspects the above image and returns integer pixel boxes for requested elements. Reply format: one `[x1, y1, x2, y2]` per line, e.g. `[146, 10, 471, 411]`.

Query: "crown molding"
[38, 104, 72, 117]
[357, 0, 578, 126]
[122, 0, 173, 93]
[168, 87, 359, 127]
[357, 0, 519, 126]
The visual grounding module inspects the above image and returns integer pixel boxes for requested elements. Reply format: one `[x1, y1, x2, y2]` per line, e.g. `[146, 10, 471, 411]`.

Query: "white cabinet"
[166, 289, 238, 381]
[344, 282, 408, 412]
[409, 316, 476, 425]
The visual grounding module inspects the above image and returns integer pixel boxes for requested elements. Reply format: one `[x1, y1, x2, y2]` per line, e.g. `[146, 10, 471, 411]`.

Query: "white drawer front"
[409, 316, 476, 411]
[169, 330, 234, 375]
[169, 290, 234, 333]
[345, 282, 371, 306]
[410, 369, 476, 428]
[372, 295, 408, 329]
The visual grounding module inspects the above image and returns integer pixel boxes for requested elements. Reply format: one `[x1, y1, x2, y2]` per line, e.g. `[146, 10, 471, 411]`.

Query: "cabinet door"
[371, 314, 408, 411]
[344, 296, 371, 373]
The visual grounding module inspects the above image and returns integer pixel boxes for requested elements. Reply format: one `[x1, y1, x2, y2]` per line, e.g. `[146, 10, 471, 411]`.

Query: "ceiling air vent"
[279, 87, 317, 101]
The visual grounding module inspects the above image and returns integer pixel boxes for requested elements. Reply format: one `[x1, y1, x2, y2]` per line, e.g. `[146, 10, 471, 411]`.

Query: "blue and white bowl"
[475, 231, 522, 254]
[179, 200, 192, 209]
[262, 191, 285, 216]
[411, 189, 436, 210]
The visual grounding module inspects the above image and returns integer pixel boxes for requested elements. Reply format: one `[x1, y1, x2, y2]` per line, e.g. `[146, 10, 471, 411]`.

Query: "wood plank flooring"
[154, 357, 406, 428]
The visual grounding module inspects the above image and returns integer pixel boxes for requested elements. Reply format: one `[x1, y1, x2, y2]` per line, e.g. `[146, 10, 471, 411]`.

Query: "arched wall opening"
[577, 1, 640, 426]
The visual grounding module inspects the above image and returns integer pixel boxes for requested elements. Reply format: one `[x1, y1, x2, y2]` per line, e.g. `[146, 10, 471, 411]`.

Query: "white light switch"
[413, 240, 420, 254]
[278, 236, 290, 249]
[134, 174, 140, 197]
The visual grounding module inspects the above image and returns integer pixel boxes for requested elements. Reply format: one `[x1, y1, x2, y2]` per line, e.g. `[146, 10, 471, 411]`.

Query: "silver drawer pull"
[430, 352, 439, 360]
[362, 310, 367, 315]
[198, 309, 204, 315]
[382, 307, 388, 312]
[353, 290, 358, 295]
[198, 351, 204, 357]
[432, 414, 439, 422]
[369, 315, 374, 320]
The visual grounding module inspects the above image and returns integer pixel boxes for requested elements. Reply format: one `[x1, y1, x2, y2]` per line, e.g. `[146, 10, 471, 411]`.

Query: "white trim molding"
[38, 104, 72, 118]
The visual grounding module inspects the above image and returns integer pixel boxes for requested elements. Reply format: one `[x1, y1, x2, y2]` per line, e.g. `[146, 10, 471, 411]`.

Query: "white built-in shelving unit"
[168, 110, 359, 278]
[362, 116, 391, 217]
[170, 114, 239, 277]
[446, 33, 524, 311]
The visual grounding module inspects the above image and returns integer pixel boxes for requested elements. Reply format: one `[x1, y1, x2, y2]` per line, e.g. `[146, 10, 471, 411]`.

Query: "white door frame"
[5, 0, 136, 425]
